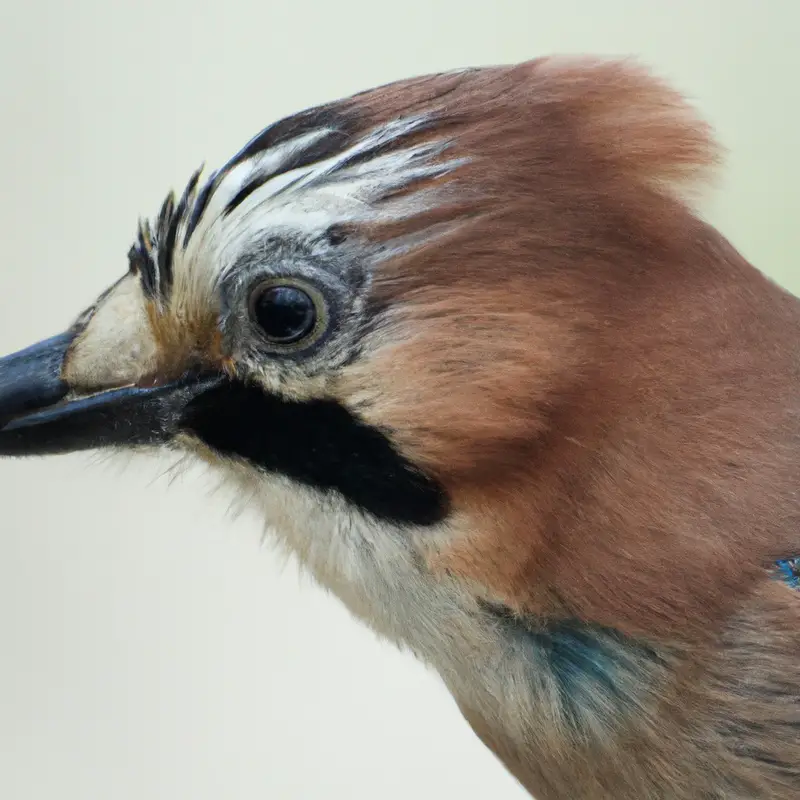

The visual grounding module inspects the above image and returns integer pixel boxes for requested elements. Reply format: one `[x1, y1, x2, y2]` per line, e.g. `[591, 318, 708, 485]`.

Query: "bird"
[0, 56, 798, 799]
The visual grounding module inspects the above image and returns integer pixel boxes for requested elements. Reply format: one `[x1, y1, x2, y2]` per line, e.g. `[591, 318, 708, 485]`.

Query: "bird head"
[4, 56, 800, 797]
[12, 56, 800, 637]
[0, 58, 748, 636]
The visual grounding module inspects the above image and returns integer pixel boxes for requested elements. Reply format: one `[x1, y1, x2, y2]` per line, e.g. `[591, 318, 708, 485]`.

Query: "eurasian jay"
[0, 57, 798, 799]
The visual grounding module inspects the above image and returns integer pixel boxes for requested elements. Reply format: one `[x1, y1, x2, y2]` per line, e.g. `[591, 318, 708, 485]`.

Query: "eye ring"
[247, 277, 328, 350]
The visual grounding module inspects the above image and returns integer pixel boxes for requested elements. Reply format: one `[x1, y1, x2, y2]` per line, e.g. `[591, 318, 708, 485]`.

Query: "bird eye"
[248, 279, 326, 348]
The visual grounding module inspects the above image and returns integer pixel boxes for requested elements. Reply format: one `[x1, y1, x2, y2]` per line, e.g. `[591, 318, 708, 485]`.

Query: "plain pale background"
[0, 1, 797, 798]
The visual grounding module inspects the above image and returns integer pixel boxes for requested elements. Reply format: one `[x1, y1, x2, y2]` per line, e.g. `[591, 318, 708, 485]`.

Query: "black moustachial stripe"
[180, 380, 449, 527]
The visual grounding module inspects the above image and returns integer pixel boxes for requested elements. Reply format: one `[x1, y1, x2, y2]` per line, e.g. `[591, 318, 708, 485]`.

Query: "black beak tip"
[0, 331, 73, 426]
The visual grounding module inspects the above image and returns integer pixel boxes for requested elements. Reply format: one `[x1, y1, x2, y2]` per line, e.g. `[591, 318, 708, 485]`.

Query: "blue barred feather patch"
[776, 558, 800, 589]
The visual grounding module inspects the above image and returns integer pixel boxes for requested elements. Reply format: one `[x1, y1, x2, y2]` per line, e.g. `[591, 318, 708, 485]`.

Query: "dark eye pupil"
[252, 285, 316, 344]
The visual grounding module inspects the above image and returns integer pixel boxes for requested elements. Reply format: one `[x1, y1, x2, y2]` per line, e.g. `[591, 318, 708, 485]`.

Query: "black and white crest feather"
[127, 101, 465, 304]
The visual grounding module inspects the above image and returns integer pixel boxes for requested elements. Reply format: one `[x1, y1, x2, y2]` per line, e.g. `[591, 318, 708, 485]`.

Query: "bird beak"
[0, 328, 224, 457]
[0, 275, 225, 457]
